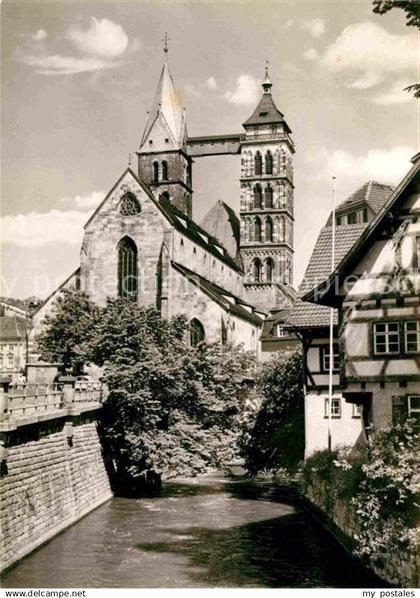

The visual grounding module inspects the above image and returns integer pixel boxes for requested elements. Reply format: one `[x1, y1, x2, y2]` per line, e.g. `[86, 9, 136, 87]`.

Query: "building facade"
[286, 181, 395, 455]
[303, 155, 420, 438]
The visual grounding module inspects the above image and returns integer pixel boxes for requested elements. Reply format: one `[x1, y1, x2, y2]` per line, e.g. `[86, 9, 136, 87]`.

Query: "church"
[31, 47, 298, 359]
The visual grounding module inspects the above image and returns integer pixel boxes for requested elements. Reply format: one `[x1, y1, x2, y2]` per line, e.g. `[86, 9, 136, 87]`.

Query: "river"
[2, 471, 387, 588]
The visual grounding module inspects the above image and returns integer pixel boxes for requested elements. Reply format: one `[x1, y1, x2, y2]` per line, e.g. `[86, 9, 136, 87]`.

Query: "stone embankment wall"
[304, 480, 419, 588]
[0, 382, 112, 573]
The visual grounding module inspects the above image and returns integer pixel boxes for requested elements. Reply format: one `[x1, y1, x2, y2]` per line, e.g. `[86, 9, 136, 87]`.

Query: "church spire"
[139, 44, 186, 151]
[262, 62, 272, 94]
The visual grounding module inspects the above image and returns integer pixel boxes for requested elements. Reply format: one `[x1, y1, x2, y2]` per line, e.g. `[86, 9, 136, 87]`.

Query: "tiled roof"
[171, 261, 264, 326]
[0, 316, 28, 341]
[337, 180, 394, 214]
[325, 180, 393, 226]
[0, 297, 29, 314]
[303, 157, 420, 305]
[159, 196, 243, 272]
[200, 200, 241, 264]
[286, 224, 366, 330]
[243, 93, 291, 132]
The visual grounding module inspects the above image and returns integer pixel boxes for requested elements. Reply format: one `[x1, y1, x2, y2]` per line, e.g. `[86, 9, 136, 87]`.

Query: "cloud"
[205, 76, 217, 90]
[31, 29, 48, 41]
[301, 18, 325, 38]
[59, 190, 104, 211]
[17, 53, 117, 76]
[224, 74, 259, 105]
[370, 80, 413, 105]
[303, 48, 319, 61]
[16, 17, 131, 75]
[66, 17, 128, 59]
[320, 21, 417, 91]
[309, 146, 415, 184]
[1, 209, 93, 247]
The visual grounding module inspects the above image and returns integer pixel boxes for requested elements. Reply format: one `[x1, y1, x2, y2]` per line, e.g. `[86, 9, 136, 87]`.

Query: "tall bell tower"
[137, 45, 193, 217]
[239, 68, 295, 312]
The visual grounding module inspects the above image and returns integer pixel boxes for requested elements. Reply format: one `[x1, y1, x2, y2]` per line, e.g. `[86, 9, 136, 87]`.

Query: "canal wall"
[303, 477, 419, 588]
[0, 381, 112, 573]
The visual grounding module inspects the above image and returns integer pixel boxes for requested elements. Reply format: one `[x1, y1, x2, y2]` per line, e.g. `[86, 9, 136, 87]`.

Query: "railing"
[0, 379, 104, 425]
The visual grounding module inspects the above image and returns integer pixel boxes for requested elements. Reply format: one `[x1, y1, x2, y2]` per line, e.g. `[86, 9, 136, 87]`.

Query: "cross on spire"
[162, 32, 171, 53]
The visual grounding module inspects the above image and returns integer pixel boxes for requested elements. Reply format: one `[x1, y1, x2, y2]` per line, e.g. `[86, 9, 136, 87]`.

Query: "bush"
[301, 421, 420, 562]
[239, 350, 304, 475]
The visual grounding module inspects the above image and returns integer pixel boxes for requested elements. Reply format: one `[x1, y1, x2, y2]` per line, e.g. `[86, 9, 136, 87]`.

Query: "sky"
[1, 0, 418, 299]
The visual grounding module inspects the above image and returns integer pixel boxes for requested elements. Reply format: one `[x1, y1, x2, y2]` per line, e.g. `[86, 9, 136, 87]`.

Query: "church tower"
[137, 47, 193, 217]
[239, 68, 295, 312]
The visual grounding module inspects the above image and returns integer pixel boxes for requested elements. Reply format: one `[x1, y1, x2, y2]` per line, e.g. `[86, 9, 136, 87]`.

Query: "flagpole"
[328, 176, 336, 453]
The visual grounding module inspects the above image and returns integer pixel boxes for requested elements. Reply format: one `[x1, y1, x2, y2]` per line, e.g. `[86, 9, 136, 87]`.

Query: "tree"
[36, 289, 100, 374]
[38, 291, 256, 493]
[239, 350, 305, 475]
[373, 0, 420, 97]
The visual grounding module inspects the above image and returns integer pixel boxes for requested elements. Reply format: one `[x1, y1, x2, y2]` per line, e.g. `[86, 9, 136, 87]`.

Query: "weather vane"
[162, 32, 171, 53]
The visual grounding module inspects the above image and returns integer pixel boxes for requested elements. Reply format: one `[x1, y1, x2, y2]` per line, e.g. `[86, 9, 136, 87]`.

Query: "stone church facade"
[31, 52, 297, 358]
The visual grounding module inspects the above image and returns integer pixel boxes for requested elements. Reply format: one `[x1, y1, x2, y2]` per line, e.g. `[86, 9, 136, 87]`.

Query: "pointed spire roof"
[243, 67, 291, 132]
[139, 54, 186, 151]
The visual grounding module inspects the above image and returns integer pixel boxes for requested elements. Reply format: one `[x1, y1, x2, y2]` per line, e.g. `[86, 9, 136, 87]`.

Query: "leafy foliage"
[239, 350, 305, 475]
[301, 421, 420, 561]
[38, 291, 256, 493]
[373, 0, 420, 98]
[36, 289, 100, 374]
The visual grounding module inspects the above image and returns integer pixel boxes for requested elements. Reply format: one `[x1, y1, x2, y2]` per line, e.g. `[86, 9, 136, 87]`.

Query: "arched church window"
[264, 185, 273, 209]
[119, 192, 141, 215]
[279, 216, 285, 242]
[252, 259, 262, 282]
[254, 184, 262, 209]
[279, 182, 286, 208]
[265, 151, 273, 175]
[189, 318, 205, 347]
[254, 217, 262, 242]
[118, 236, 138, 301]
[254, 151, 262, 176]
[162, 161, 169, 181]
[280, 150, 287, 175]
[153, 161, 159, 183]
[265, 258, 274, 282]
[265, 217, 273, 243]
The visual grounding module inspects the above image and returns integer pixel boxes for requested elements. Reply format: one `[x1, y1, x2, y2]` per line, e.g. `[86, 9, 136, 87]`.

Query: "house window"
[347, 212, 357, 224]
[276, 325, 286, 337]
[405, 321, 420, 353]
[352, 403, 362, 418]
[325, 397, 341, 417]
[322, 345, 339, 372]
[336, 215, 342, 226]
[408, 396, 420, 430]
[118, 236, 138, 300]
[373, 322, 400, 354]
[189, 318, 205, 347]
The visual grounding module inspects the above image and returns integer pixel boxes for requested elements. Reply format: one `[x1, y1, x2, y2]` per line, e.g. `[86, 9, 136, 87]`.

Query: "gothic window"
[254, 151, 262, 176]
[274, 149, 280, 175]
[265, 258, 274, 282]
[162, 161, 169, 181]
[279, 216, 285, 242]
[264, 185, 273, 209]
[265, 151, 273, 175]
[189, 318, 205, 347]
[265, 217, 273, 243]
[280, 150, 287, 175]
[252, 258, 262, 282]
[119, 192, 141, 215]
[254, 217, 262, 242]
[279, 182, 286, 208]
[153, 161, 159, 183]
[118, 236, 138, 301]
[254, 184, 262, 209]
